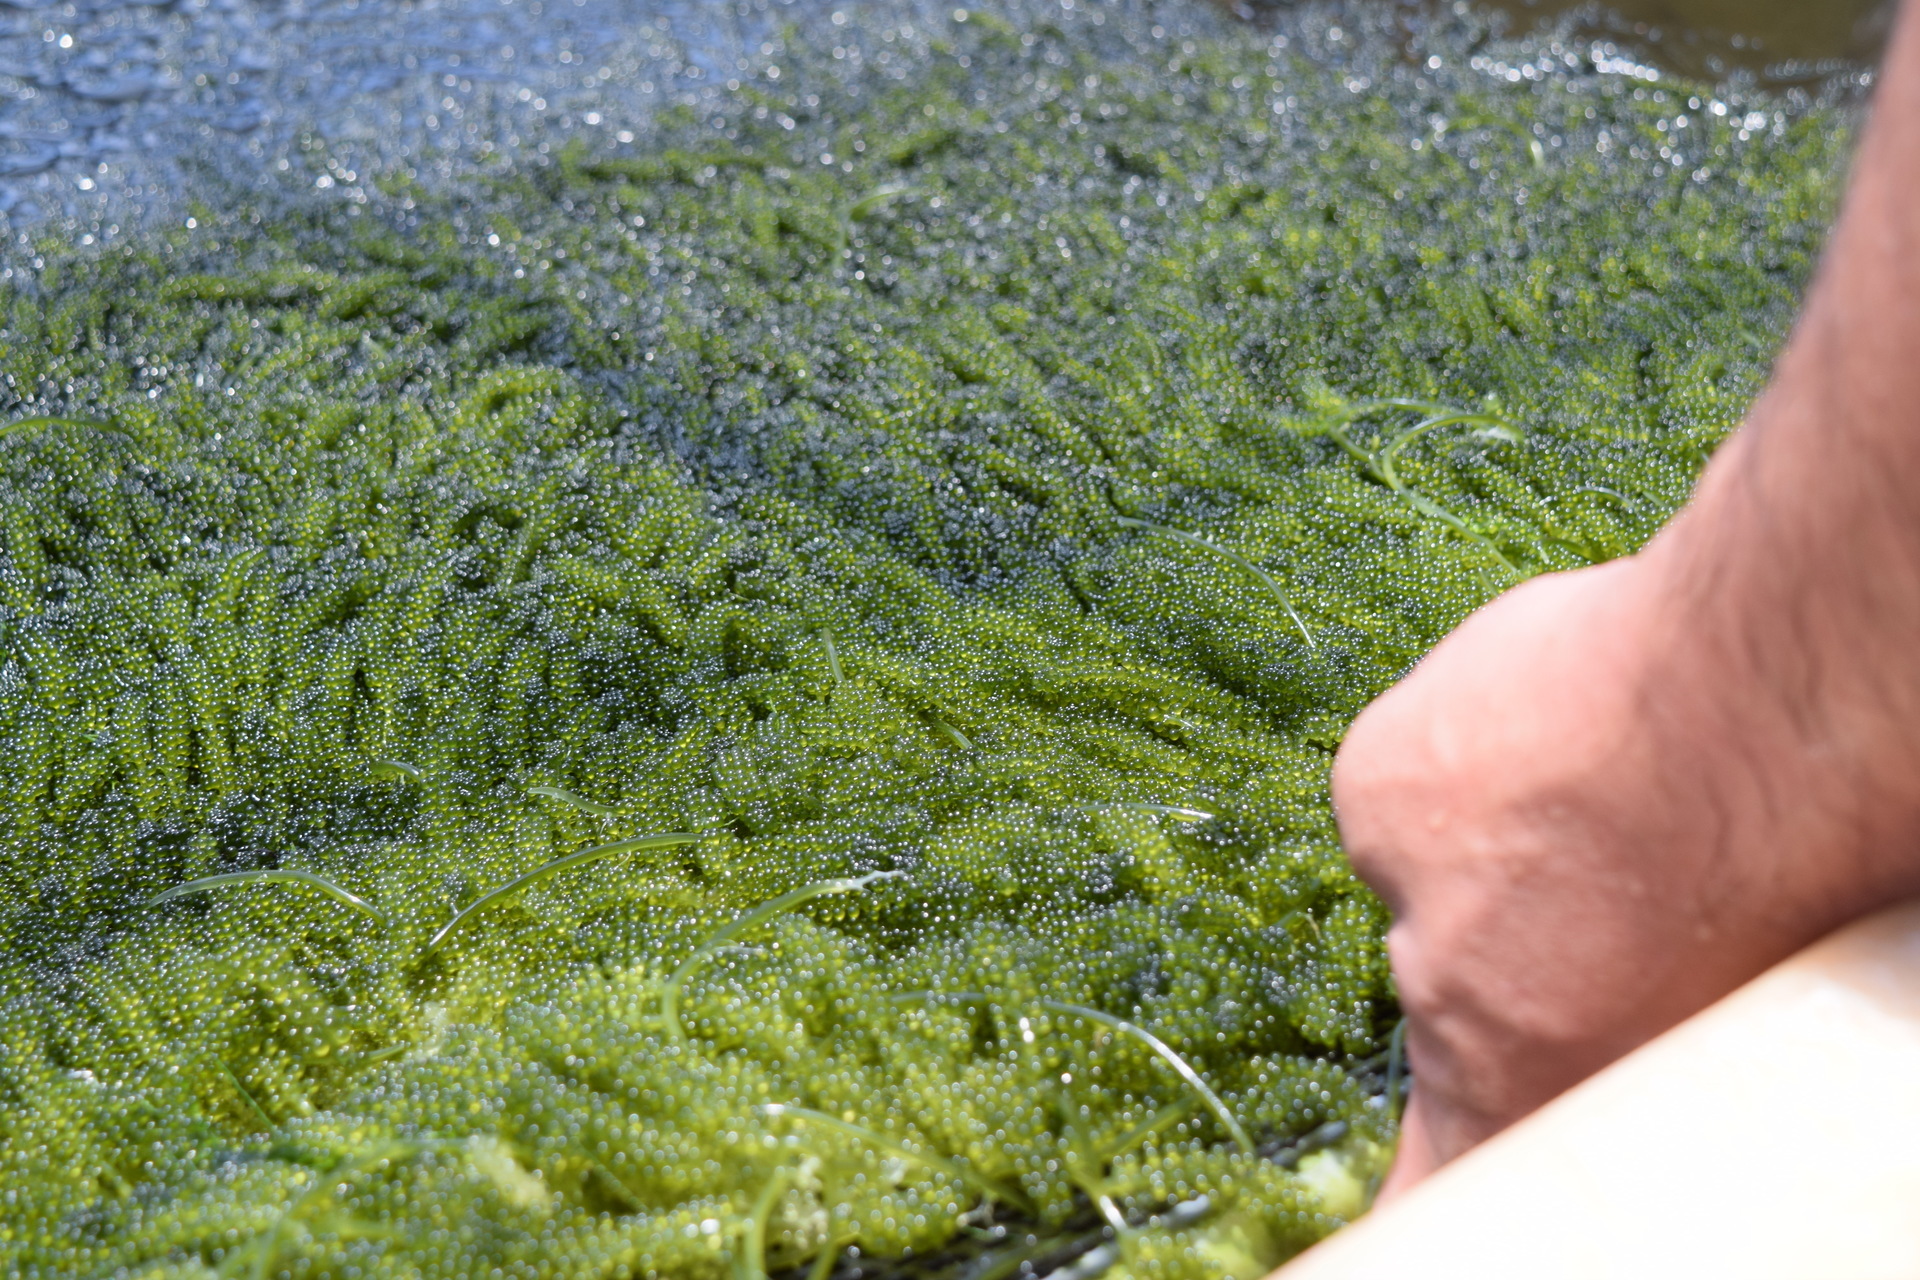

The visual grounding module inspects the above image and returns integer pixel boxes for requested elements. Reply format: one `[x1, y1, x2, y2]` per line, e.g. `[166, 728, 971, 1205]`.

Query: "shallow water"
[0, 0, 853, 231]
[1480, 0, 1894, 79]
[0, 0, 1884, 241]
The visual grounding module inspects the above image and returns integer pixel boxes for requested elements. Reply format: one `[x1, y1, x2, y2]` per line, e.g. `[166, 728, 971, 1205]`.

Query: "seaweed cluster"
[0, 3, 1846, 1277]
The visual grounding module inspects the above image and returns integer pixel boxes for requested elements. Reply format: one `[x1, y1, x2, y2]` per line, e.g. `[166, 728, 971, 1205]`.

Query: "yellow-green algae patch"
[0, 4, 1845, 1277]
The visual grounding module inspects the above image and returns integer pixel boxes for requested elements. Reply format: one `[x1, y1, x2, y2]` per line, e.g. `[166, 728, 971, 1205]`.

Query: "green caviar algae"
[0, 3, 1846, 1277]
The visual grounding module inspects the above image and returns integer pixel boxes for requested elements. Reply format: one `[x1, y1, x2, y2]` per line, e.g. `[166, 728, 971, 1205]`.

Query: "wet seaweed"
[660, 872, 903, 1041]
[1041, 1001, 1254, 1155]
[525, 784, 624, 818]
[150, 870, 390, 927]
[0, 0, 1849, 1276]
[760, 1103, 1034, 1215]
[1114, 517, 1319, 651]
[425, 832, 705, 953]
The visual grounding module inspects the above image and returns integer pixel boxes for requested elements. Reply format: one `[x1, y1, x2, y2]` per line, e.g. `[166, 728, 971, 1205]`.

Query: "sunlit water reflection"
[0, 0, 861, 231]
[1, 0, 1886, 244]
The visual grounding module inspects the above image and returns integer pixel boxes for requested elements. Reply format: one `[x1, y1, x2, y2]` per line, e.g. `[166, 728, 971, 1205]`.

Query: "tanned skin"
[1333, 0, 1920, 1197]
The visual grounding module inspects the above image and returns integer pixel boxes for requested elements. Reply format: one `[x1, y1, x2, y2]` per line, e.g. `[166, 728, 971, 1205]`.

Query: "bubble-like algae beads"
[0, 1, 1849, 1277]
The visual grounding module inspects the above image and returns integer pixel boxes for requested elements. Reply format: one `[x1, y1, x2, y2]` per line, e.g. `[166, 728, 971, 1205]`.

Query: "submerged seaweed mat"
[0, 2, 1847, 1277]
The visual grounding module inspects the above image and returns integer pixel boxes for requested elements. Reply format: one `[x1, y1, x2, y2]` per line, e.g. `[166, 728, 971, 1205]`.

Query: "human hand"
[1331, 551, 1891, 1198]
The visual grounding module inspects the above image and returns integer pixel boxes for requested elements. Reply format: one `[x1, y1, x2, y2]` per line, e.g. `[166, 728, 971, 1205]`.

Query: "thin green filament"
[525, 785, 622, 817]
[150, 870, 389, 927]
[425, 833, 704, 953]
[1114, 517, 1318, 652]
[1040, 1000, 1254, 1154]
[660, 872, 903, 1041]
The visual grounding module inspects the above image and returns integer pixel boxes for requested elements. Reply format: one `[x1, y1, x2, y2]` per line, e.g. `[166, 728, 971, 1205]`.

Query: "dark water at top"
[0, 0, 1887, 242]
[1481, 0, 1894, 80]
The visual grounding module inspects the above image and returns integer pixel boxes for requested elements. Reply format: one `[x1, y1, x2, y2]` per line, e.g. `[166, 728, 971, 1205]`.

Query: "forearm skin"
[1644, 0, 1920, 946]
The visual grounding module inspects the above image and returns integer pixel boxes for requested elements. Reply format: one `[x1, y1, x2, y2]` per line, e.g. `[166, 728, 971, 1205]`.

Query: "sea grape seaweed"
[0, 1, 1848, 1276]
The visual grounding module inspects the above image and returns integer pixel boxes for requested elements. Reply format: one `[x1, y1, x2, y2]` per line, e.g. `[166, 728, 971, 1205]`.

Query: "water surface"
[1480, 0, 1893, 79]
[0, 0, 1883, 249]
